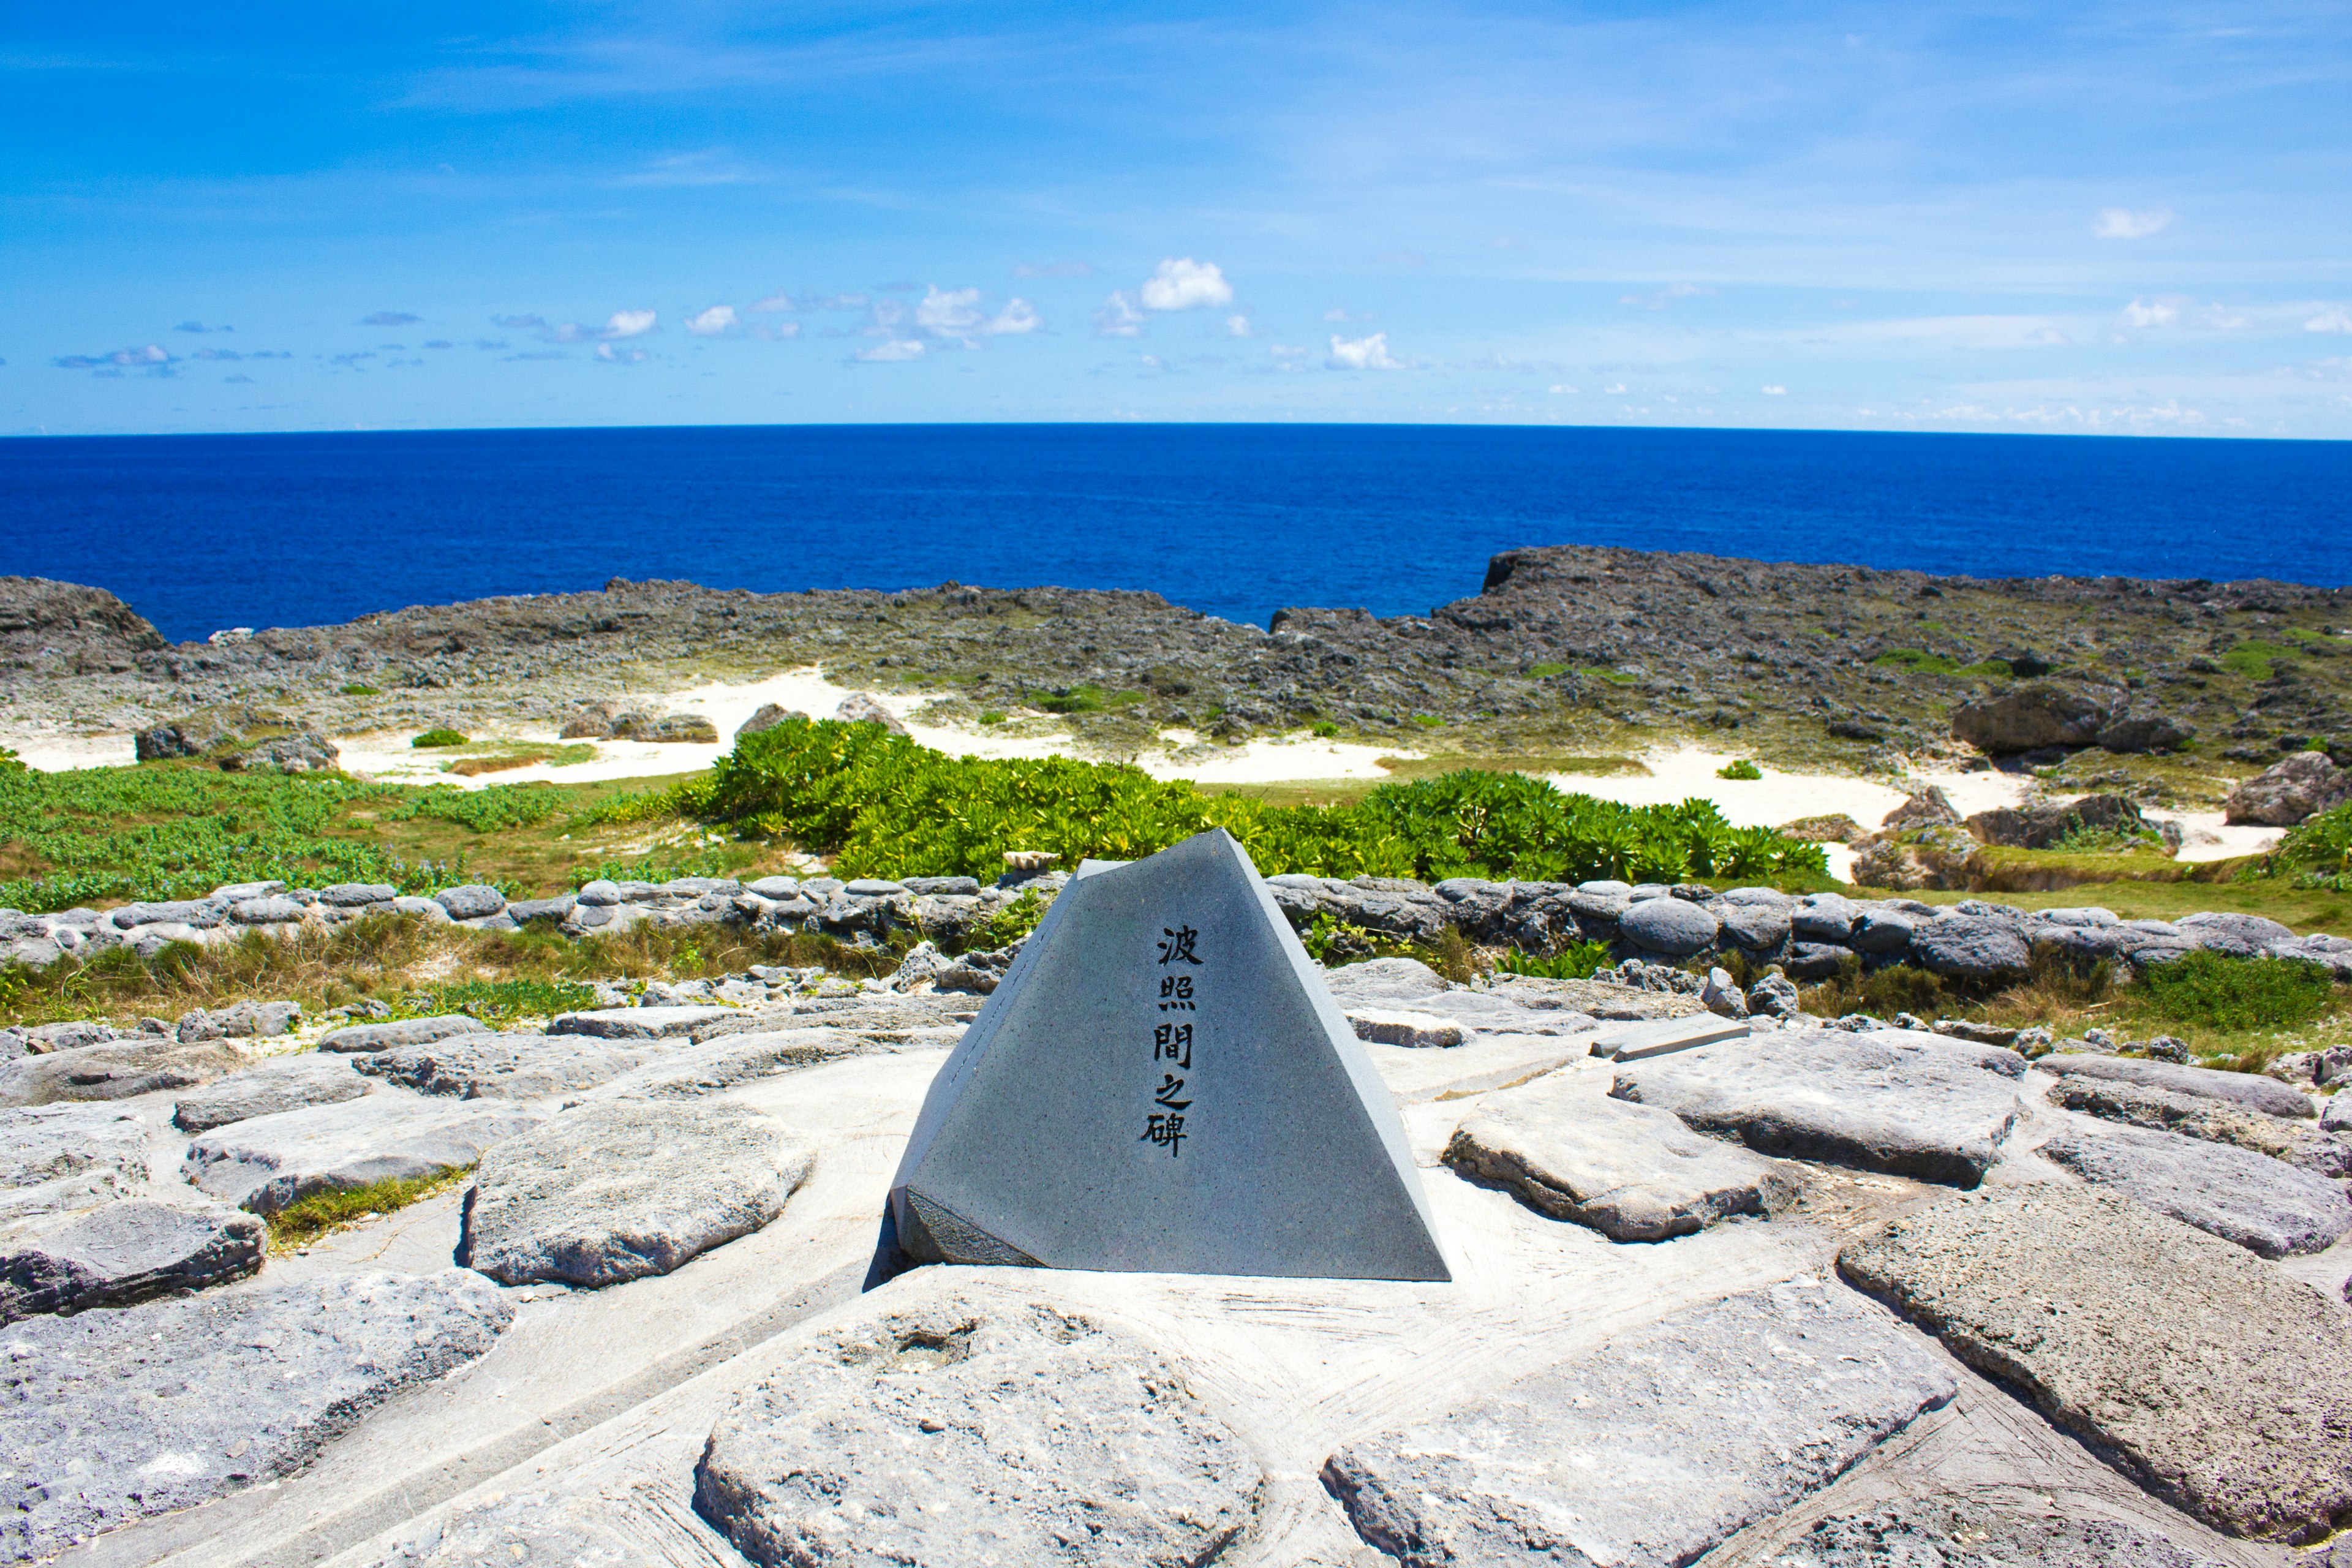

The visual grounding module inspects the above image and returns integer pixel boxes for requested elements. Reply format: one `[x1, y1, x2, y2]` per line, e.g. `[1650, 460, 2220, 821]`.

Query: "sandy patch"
[2, 733, 138, 771]
[2145, 812, 2283, 864]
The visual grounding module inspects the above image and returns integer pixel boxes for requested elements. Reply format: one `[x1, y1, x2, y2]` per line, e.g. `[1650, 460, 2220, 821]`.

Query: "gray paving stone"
[317, 1014, 488, 1055]
[1322, 1279, 1955, 1568]
[182, 1095, 543, 1215]
[1593, 1012, 1751, 1060]
[172, 1053, 370, 1133]
[2040, 1123, 2352, 1257]
[889, 829, 1446, 1280]
[355, 1033, 658, 1099]
[2043, 1074, 2310, 1161]
[0, 1199, 263, 1322]
[695, 1294, 1262, 1568]
[1838, 1186, 2352, 1543]
[0, 1104, 148, 1193]
[0, 1268, 511, 1559]
[548, 1005, 738, 1040]
[2039, 1053, 2315, 1120]
[1322, 956, 1453, 1005]
[458, 1101, 812, 1287]
[592, 1027, 884, 1099]
[1346, 1007, 1466, 1048]
[1612, 1031, 2027, 1186]
[1444, 1083, 1793, 1240]
[0, 1038, 245, 1107]
[1776, 1500, 2229, 1568]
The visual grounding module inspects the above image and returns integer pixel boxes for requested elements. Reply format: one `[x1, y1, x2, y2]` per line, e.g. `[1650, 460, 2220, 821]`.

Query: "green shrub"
[2275, 803, 2352, 891]
[694, 718, 1830, 886]
[1495, 940, 1611, 980]
[1037, 686, 1104, 714]
[2136, 950, 2339, 1031]
[341, 684, 381, 696]
[412, 728, 469, 748]
[1411, 715, 1444, 729]
[1311, 722, 1340, 739]
[0, 747, 26, 777]
[978, 712, 1007, 726]
[961, 888, 1051, 952]
[390, 783, 567, 834]
[405, 975, 596, 1023]
[1716, 759, 1763, 780]
[578, 775, 717, 827]
[1525, 663, 1569, 679]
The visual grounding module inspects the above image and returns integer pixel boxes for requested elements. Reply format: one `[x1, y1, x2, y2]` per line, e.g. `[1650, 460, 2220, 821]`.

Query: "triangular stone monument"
[887, 827, 1450, 1281]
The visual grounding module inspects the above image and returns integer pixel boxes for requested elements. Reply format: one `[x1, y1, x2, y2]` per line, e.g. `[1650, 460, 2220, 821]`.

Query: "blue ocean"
[4, 424, 2347, 646]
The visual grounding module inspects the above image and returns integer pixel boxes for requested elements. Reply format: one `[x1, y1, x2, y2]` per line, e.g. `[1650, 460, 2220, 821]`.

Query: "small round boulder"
[1618, 897, 1721, 957]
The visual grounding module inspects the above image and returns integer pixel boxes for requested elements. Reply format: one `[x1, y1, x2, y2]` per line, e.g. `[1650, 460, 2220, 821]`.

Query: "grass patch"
[1373, 753, 1648, 782]
[1716, 759, 1763, 780]
[978, 711, 1007, 725]
[412, 728, 469, 748]
[339, 684, 382, 696]
[390, 783, 570, 834]
[1872, 649, 2013, 679]
[405, 975, 597, 1023]
[443, 743, 598, 777]
[1525, 662, 1570, 679]
[2273, 802, 2352, 891]
[1311, 721, 1340, 738]
[2135, 949, 2339, 1033]
[2218, 640, 2297, 680]
[1580, 667, 1638, 685]
[266, 1165, 474, 1251]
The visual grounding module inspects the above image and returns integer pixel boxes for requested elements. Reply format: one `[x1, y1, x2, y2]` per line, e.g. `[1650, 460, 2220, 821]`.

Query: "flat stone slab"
[0, 1038, 245, 1107]
[1446, 1082, 1793, 1240]
[172, 1054, 370, 1132]
[593, 1027, 881, 1099]
[1612, 1031, 2029, 1186]
[2040, 1054, 2315, 1120]
[2044, 1076, 2306, 1160]
[1777, 1500, 2230, 1568]
[1322, 1279, 1956, 1568]
[355, 1033, 657, 1099]
[2040, 1123, 2352, 1257]
[695, 1295, 1262, 1567]
[183, 1095, 543, 1215]
[1346, 1007, 1466, 1048]
[0, 1268, 511, 1559]
[1594, 1012, 1752, 1060]
[0, 1104, 148, 1193]
[458, 1101, 812, 1287]
[1322, 957, 1454, 1005]
[1839, 1186, 2352, 1543]
[0, 1199, 263, 1322]
[317, 1015, 488, 1055]
[548, 1006, 737, 1041]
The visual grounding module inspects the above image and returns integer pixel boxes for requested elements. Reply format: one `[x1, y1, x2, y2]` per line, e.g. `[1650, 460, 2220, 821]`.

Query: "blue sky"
[6, 1, 2349, 437]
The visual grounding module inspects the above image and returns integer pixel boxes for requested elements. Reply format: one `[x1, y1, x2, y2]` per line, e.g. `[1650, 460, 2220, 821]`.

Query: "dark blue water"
[4, 424, 2346, 646]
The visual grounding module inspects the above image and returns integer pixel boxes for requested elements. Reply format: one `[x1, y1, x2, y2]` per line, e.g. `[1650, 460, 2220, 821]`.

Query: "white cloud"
[1226, 314, 1252, 337]
[595, 342, 649, 363]
[1604, 382, 1627, 394]
[1094, 292, 1146, 337]
[915, 286, 985, 334]
[1139, 258, 1233, 311]
[855, 339, 924, 361]
[2307, 306, 2352, 333]
[1140, 353, 1167, 370]
[1619, 282, 1711, 311]
[1326, 332, 1401, 370]
[2121, 298, 2180, 328]
[685, 305, 740, 336]
[1548, 383, 1577, 394]
[2094, 206, 2175, 239]
[753, 321, 801, 341]
[602, 309, 657, 339]
[986, 298, 1040, 335]
[53, 344, 172, 371]
[1762, 385, 1787, 395]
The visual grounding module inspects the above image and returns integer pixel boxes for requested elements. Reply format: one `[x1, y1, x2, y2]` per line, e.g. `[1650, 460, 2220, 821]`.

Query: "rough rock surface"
[550, 1006, 738, 1041]
[0, 1269, 512, 1559]
[2038, 1054, 2315, 1120]
[317, 1014, 489, 1055]
[1444, 1083, 1793, 1240]
[0, 1038, 244, 1106]
[0, 1104, 149, 1194]
[458, 1101, 812, 1287]
[2224, 752, 2350, 826]
[356, 1033, 656, 1100]
[2038, 1123, 2352, 1257]
[590, 1027, 883, 1099]
[1838, 1186, 2352, 1543]
[2043, 1076, 2307, 1161]
[172, 1053, 370, 1133]
[183, 1095, 543, 1214]
[0, 1199, 264, 1322]
[1951, 681, 2114, 754]
[695, 1297, 1263, 1567]
[1612, 1031, 2028, 1186]
[1776, 1501, 2231, 1568]
[1322, 1280, 1956, 1568]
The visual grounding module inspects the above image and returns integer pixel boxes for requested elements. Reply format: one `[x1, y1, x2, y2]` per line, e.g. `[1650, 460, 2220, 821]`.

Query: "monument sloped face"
[888, 828, 1450, 1281]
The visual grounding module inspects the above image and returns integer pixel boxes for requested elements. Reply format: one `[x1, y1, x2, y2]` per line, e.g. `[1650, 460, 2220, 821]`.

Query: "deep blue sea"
[4, 424, 2346, 646]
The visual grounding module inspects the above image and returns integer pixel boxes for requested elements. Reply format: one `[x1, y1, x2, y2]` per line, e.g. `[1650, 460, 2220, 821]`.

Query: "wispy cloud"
[53, 344, 173, 374]
[1226, 314, 1252, 337]
[748, 290, 865, 314]
[1094, 291, 1145, 337]
[854, 339, 924, 362]
[494, 309, 656, 343]
[2307, 306, 2352, 334]
[685, 304, 741, 336]
[362, 311, 421, 326]
[173, 320, 230, 334]
[595, 342, 648, 363]
[2122, 298, 2180, 328]
[2094, 206, 2174, 239]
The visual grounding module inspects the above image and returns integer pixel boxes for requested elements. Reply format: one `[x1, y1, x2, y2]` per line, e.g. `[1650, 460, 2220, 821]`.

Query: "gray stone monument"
[887, 827, 1450, 1280]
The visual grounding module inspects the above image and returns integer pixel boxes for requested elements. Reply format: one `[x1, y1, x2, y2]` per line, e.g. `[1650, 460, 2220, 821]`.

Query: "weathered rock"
[356, 1033, 655, 1099]
[832, 691, 908, 734]
[590, 1027, 880, 1099]
[1321, 956, 1453, 1005]
[431, 884, 507, 920]
[0, 1199, 264, 1322]
[1969, 794, 2168, 851]
[1781, 813, 1864, 843]
[458, 1101, 811, 1287]
[2044, 1076, 2308, 1161]
[1445, 1084, 1792, 1240]
[1777, 1500, 2230, 1568]
[0, 1038, 244, 1107]
[2224, 752, 2350, 826]
[736, 701, 808, 737]
[224, 731, 341, 773]
[2040, 1052, 2315, 1120]
[2039, 1123, 2351, 1257]
[549, 1005, 737, 1040]
[1347, 1008, 1466, 1049]
[1838, 1186, 2352, 1543]
[318, 882, 398, 908]
[0, 1104, 149, 1194]
[172, 1054, 370, 1132]
[1717, 898, 1793, 950]
[25, 1020, 116, 1052]
[317, 1013, 489, 1054]
[1322, 1279, 1955, 1568]
[1618, 895, 1721, 957]
[695, 1296, 1262, 1567]
[0, 1269, 511, 1559]
[1613, 1031, 2027, 1186]
[1951, 681, 2113, 754]
[183, 1095, 542, 1215]
[1594, 1013, 1751, 1060]
[2173, 910, 2299, 958]
[1909, 916, 2032, 984]
[1881, 786, 1962, 831]
[639, 712, 718, 742]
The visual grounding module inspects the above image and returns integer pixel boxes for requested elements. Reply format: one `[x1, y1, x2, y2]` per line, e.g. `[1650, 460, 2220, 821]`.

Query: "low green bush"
[2275, 803, 2352, 891]
[696, 718, 1830, 886]
[1311, 722, 1340, 738]
[389, 783, 567, 834]
[412, 728, 469, 748]
[1716, 759, 1763, 780]
[1495, 940, 1611, 980]
[978, 711, 1007, 726]
[340, 684, 382, 696]
[2136, 950, 2339, 1032]
[404, 975, 596, 1023]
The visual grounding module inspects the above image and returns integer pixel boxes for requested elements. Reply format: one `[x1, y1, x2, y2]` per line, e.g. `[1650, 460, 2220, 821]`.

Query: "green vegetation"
[2136, 949, 2339, 1033]
[404, 974, 597, 1023]
[1311, 722, 1340, 738]
[978, 711, 1007, 725]
[389, 783, 568, 834]
[1496, 940, 1610, 980]
[442, 742, 597, 777]
[964, 887, 1050, 951]
[1411, 715, 1445, 729]
[694, 717, 1829, 886]
[1716, 758, 1763, 780]
[1871, 649, 2014, 679]
[266, 1165, 474, 1250]
[1581, 666, 1638, 685]
[2274, 803, 2352, 891]
[1036, 685, 1103, 714]
[339, 684, 382, 696]
[2217, 639, 2297, 680]
[1524, 662, 1570, 679]
[412, 728, 469, 748]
